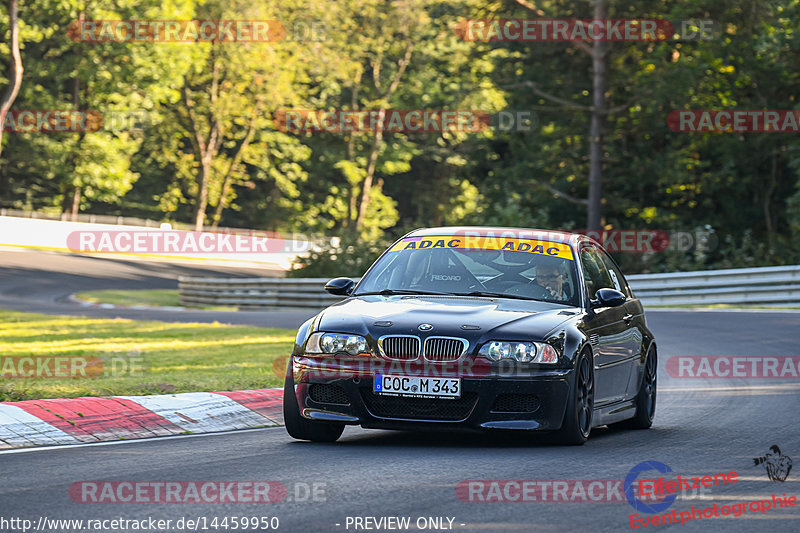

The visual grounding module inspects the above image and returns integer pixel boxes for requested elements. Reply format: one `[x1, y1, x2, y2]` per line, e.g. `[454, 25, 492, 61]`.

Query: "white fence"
[0, 208, 274, 234]
[178, 265, 800, 309]
[0, 215, 312, 269]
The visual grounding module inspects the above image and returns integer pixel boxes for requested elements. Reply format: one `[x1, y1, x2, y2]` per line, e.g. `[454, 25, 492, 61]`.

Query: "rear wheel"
[283, 365, 344, 443]
[555, 350, 594, 445]
[611, 346, 656, 430]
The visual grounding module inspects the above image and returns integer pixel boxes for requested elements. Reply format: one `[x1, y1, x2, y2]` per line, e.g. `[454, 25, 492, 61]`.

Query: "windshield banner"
[387, 236, 574, 260]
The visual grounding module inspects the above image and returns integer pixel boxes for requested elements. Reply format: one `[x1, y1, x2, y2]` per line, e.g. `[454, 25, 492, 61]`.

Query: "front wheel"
[555, 350, 594, 445]
[283, 366, 344, 443]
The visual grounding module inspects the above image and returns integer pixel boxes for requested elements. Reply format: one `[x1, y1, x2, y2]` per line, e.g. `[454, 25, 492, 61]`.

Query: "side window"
[370, 253, 403, 288]
[598, 250, 631, 297]
[579, 246, 615, 298]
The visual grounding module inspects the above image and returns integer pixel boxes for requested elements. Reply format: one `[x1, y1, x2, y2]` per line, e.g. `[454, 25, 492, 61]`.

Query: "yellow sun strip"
[387, 236, 574, 261]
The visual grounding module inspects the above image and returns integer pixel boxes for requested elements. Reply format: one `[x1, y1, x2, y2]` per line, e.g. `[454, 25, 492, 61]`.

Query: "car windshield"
[355, 235, 579, 306]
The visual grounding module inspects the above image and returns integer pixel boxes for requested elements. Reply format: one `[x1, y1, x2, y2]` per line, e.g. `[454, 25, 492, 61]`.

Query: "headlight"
[306, 332, 370, 356]
[478, 341, 559, 364]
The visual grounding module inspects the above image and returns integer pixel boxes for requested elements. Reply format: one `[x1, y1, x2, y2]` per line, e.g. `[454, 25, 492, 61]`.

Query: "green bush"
[286, 237, 391, 278]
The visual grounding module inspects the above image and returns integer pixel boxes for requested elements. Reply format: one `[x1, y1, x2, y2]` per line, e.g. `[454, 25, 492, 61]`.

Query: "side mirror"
[591, 288, 627, 308]
[324, 277, 355, 296]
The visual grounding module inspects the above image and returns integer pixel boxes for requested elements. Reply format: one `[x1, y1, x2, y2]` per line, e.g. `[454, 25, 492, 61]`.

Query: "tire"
[555, 350, 594, 445]
[283, 364, 345, 443]
[612, 346, 656, 430]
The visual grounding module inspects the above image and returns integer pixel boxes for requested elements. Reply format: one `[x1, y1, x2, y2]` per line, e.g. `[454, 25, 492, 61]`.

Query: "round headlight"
[345, 335, 367, 355]
[321, 333, 346, 353]
[487, 341, 510, 361]
[513, 343, 536, 363]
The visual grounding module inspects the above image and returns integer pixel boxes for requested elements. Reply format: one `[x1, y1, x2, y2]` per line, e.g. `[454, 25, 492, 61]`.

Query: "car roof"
[403, 226, 592, 249]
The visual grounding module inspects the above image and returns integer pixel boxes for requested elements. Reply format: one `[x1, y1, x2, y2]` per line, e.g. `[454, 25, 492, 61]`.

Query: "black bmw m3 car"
[283, 227, 657, 445]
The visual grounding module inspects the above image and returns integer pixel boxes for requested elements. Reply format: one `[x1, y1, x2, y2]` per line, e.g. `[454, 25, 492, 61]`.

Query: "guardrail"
[178, 265, 800, 310]
[626, 265, 800, 307]
[178, 277, 348, 309]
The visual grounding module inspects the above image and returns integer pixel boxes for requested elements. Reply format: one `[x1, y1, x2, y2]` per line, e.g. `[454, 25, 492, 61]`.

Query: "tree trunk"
[0, 0, 24, 165]
[345, 76, 361, 232]
[69, 34, 83, 222]
[194, 158, 212, 231]
[764, 153, 778, 253]
[354, 42, 413, 232]
[355, 110, 385, 230]
[182, 52, 222, 232]
[210, 109, 259, 230]
[70, 186, 81, 221]
[587, 0, 608, 230]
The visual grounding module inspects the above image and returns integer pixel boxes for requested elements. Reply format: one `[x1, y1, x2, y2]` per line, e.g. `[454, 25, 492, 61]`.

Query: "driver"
[535, 263, 568, 301]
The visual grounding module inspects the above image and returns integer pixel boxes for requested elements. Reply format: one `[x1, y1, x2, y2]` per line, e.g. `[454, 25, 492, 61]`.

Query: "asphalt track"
[0, 250, 317, 328]
[1, 250, 799, 532]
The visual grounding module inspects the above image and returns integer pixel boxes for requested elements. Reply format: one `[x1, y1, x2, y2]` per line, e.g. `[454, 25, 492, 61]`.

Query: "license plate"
[373, 375, 461, 399]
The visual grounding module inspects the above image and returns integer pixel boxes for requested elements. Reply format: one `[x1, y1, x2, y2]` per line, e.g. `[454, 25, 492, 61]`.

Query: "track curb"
[0, 388, 284, 449]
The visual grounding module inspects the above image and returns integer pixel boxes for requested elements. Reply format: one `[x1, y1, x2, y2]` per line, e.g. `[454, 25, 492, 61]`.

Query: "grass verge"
[75, 289, 236, 311]
[0, 309, 293, 401]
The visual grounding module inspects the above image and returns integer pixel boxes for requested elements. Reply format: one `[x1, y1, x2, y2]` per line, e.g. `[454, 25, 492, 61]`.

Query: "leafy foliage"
[2, 0, 799, 272]
[286, 236, 391, 278]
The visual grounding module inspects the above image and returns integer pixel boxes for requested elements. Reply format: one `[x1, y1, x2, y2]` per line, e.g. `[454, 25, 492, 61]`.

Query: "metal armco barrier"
[626, 265, 800, 307]
[178, 265, 800, 310]
[178, 277, 350, 309]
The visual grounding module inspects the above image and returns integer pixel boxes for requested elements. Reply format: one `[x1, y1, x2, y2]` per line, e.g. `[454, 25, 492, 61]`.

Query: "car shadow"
[324, 425, 621, 449]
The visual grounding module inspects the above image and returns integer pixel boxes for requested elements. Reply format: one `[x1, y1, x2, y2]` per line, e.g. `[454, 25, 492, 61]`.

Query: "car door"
[579, 245, 635, 406]
[597, 248, 646, 398]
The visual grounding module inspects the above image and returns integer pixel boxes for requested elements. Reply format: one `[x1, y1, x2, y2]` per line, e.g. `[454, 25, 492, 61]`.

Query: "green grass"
[0, 309, 293, 401]
[75, 289, 236, 311]
[77, 289, 180, 307]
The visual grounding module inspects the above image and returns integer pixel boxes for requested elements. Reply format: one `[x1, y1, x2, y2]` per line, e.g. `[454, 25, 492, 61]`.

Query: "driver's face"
[537, 267, 563, 294]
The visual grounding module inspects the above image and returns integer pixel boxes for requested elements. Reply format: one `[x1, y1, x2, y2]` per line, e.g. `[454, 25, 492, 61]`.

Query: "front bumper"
[290, 355, 572, 432]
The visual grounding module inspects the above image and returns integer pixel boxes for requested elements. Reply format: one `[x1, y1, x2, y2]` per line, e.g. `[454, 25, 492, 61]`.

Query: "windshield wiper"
[354, 289, 451, 297]
[451, 291, 540, 301]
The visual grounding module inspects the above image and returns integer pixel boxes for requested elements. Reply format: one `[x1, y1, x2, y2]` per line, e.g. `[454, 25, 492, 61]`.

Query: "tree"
[152, 0, 316, 231]
[0, 0, 196, 215]
[511, 0, 610, 229]
[0, 0, 23, 164]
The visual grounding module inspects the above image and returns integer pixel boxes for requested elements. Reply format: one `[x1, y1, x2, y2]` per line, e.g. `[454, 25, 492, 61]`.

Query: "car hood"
[315, 295, 579, 341]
